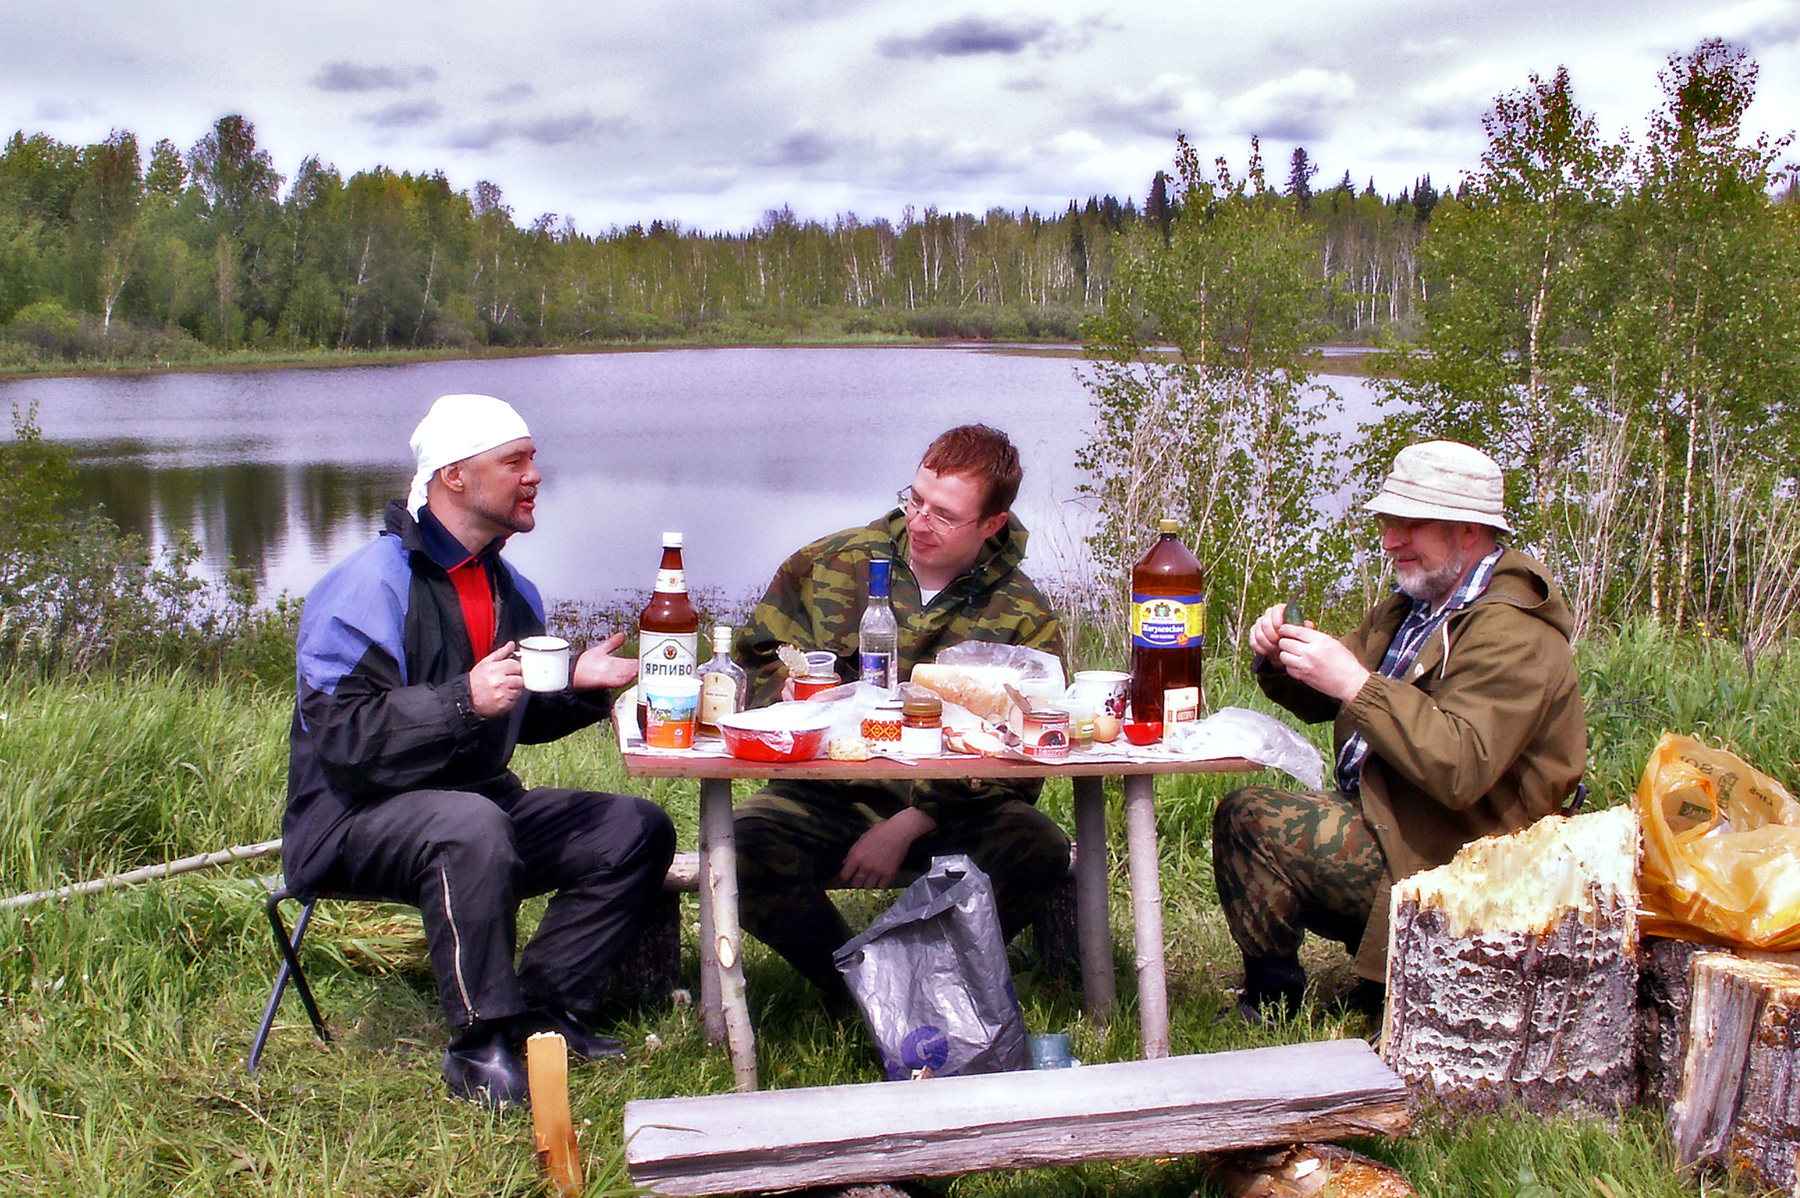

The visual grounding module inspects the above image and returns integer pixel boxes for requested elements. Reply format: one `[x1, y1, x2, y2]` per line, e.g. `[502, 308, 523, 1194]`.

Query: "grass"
[2, 636, 1797, 1196]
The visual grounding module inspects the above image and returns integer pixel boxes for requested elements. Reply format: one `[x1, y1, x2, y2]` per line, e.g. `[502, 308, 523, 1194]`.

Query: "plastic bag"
[1161, 706, 1325, 788]
[832, 855, 1030, 1080]
[1637, 732, 1800, 949]
[930, 641, 1066, 694]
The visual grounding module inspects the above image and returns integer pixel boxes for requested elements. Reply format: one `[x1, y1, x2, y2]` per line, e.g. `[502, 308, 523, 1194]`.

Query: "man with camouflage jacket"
[1213, 441, 1586, 1023]
[732, 425, 1070, 1007]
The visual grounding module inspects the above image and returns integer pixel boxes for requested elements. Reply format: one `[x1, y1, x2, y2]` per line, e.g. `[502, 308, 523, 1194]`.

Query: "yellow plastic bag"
[1637, 732, 1800, 949]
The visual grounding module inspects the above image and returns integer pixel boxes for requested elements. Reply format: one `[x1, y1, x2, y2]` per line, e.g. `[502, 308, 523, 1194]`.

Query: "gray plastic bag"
[832, 855, 1030, 1081]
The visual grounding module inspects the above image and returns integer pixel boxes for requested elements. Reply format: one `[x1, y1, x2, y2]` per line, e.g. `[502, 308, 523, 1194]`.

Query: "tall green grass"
[2, 634, 1796, 1196]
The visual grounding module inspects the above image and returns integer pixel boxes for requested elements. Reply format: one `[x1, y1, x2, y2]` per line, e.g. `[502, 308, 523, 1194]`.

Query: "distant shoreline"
[0, 335, 1386, 383]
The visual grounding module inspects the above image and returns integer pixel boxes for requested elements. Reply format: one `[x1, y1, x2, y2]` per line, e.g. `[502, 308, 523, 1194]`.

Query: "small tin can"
[794, 674, 839, 700]
[1021, 709, 1070, 759]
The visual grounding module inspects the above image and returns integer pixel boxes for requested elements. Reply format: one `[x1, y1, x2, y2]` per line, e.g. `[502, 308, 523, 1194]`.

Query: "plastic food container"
[717, 707, 835, 763]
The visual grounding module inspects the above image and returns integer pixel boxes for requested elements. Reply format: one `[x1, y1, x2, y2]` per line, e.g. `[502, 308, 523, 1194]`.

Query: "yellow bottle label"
[1131, 592, 1205, 648]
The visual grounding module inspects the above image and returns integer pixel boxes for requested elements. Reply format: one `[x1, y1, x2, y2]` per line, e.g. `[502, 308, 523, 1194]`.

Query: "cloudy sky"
[9, 0, 1800, 234]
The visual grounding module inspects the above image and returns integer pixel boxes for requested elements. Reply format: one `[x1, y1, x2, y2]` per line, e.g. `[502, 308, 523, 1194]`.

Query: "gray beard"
[1396, 552, 1470, 608]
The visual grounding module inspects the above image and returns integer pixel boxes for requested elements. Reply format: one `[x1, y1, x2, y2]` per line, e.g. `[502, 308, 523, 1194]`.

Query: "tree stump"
[1637, 935, 1713, 1108]
[1670, 953, 1800, 1191]
[1384, 805, 1640, 1114]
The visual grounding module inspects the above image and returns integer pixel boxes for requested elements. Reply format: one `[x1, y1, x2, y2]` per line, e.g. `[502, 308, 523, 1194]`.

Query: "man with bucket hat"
[284, 395, 675, 1108]
[1212, 440, 1586, 1022]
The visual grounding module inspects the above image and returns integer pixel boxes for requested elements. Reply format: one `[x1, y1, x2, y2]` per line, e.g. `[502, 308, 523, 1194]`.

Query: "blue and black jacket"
[283, 500, 611, 894]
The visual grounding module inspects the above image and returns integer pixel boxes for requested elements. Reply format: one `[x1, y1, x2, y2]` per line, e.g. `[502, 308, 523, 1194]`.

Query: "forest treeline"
[0, 111, 1436, 364]
[1078, 39, 1800, 666]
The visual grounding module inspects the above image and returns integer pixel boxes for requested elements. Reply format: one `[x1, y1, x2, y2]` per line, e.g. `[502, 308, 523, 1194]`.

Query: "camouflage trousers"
[735, 781, 1070, 1000]
[1212, 784, 1389, 966]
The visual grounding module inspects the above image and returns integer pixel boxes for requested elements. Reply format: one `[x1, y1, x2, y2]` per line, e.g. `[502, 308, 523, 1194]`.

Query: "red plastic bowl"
[717, 709, 833, 762]
[1122, 720, 1163, 746]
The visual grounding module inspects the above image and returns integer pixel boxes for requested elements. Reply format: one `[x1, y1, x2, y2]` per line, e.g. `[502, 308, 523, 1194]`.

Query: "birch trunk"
[1384, 806, 1640, 1114]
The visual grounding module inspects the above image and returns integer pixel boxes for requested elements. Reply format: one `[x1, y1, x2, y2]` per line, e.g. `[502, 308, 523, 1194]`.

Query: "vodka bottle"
[696, 624, 748, 735]
[858, 557, 899, 691]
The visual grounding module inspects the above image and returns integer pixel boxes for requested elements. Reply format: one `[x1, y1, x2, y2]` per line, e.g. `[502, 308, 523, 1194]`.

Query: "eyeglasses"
[897, 486, 981, 534]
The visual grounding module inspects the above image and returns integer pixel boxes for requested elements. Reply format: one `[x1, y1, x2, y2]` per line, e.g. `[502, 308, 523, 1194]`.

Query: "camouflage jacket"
[736, 508, 1065, 819]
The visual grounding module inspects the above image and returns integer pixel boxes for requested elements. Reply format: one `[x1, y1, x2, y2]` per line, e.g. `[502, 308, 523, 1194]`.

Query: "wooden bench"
[623, 1038, 1411, 1196]
[614, 849, 1080, 1001]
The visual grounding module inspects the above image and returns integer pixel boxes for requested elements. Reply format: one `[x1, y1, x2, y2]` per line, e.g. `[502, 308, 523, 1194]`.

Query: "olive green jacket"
[1258, 547, 1588, 979]
[736, 508, 1064, 819]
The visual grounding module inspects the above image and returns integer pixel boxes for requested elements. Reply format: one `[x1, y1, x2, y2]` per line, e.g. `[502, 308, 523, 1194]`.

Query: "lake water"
[0, 347, 1374, 610]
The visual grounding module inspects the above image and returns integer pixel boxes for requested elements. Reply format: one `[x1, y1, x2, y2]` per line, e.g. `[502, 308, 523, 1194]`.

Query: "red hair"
[920, 425, 1022, 518]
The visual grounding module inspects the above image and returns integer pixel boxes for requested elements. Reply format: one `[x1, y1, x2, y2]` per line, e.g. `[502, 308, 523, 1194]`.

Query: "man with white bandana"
[1211, 440, 1586, 1024]
[283, 394, 675, 1109]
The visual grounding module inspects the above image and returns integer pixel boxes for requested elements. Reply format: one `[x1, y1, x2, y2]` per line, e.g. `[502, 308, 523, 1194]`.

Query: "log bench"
[614, 848, 1080, 1002]
[623, 1038, 1411, 1197]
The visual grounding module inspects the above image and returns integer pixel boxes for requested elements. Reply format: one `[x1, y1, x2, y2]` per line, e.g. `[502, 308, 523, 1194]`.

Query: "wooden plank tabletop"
[620, 748, 1261, 780]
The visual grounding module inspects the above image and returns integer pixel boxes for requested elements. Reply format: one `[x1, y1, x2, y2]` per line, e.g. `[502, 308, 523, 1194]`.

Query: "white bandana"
[406, 394, 532, 516]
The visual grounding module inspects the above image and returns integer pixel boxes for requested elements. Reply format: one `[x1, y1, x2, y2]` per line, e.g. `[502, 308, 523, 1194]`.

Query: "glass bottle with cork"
[1128, 518, 1206, 727]
[637, 532, 699, 736]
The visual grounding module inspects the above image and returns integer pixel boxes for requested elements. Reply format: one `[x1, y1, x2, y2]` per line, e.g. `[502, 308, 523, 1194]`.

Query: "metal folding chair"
[247, 886, 329, 1075]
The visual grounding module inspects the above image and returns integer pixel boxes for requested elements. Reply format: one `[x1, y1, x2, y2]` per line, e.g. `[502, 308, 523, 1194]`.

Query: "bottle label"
[655, 569, 687, 593]
[640, 630, 698, 682]
[698, 672, 738, 726]
[1131, 592, 1205, 648]
[860, 650, 895, 689]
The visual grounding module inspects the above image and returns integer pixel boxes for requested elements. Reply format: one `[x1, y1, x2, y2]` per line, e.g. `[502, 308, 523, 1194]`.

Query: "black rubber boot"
[511, 1006, 626, 1063]
[442, 1022, 530, 1110]
[1236, 953, 1307, 1024]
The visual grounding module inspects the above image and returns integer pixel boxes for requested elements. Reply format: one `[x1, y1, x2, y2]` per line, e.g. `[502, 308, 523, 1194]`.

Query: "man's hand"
[470, 640, 524, 717]
[1249, 602, 1296, 659]
[836, 807, 938, 889]
[573, 631, 637, 691]
[1274, 625, 1371, 703]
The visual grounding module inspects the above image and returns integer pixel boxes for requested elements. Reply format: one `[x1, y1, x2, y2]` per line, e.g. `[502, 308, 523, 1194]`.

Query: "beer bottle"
[638, 532, 699, 734]
[1128, 518, 1206, 725]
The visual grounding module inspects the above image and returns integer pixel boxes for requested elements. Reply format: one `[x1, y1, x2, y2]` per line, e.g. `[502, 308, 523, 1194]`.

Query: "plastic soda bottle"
[1129, 518, 1206, 725]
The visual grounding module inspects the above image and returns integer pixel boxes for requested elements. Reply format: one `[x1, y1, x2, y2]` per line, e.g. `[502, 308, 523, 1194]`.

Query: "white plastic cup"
[804, 650, 836, 677]
[518, 635, 572, 692]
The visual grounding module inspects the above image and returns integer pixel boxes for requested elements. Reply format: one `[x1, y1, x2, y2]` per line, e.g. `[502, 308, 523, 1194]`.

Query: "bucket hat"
[1363, 440, 1513, 534]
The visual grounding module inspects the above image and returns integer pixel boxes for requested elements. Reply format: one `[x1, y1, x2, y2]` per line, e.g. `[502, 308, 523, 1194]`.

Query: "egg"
[1092, 713, 1121, 743]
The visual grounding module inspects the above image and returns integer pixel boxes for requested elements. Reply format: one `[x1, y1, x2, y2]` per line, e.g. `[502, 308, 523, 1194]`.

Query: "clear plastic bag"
[1161, 706, 1325, 787]
[832, 855, 1030, 1080]
[1637, 732, 1800, 949]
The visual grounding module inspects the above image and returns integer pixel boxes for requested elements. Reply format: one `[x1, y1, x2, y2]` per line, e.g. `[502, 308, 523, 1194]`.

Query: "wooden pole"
[1123, 773, 1168, 1058]
[1071, 775, 1115, 1021]
[0, 839, 284, 910]
[526, 1032, 583, 1196]
[699, 778, 758, 1091]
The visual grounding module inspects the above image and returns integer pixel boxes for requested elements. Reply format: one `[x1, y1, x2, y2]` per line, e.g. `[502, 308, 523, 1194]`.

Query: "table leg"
[1071, 776, 1115, 1022]
[697, 795, 723, 1044]
[1123, 773, 1169, 1059]
[698, 778, 759, 1092]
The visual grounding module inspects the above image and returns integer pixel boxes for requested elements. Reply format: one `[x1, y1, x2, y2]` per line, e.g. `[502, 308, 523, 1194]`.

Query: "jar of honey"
[901, 693, 943, 756]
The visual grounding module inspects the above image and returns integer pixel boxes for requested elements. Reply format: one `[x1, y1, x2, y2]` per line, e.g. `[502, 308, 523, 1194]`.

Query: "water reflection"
[72, 452, 409, 595]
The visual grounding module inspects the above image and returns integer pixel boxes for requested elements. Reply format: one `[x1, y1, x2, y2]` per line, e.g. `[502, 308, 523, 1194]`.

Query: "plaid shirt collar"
[1336, 546, 1504, 792]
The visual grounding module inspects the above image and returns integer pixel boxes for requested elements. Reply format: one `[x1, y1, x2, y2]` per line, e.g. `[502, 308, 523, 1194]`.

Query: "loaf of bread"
[909, 664, 1021, 723]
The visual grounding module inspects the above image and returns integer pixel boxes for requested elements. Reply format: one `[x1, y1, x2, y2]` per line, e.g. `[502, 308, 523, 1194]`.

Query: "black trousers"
[320, 786, 675, 1029]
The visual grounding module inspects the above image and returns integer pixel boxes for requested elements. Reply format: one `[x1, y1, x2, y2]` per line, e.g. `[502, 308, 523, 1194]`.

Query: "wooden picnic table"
[617, 700, 1258, 1091]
